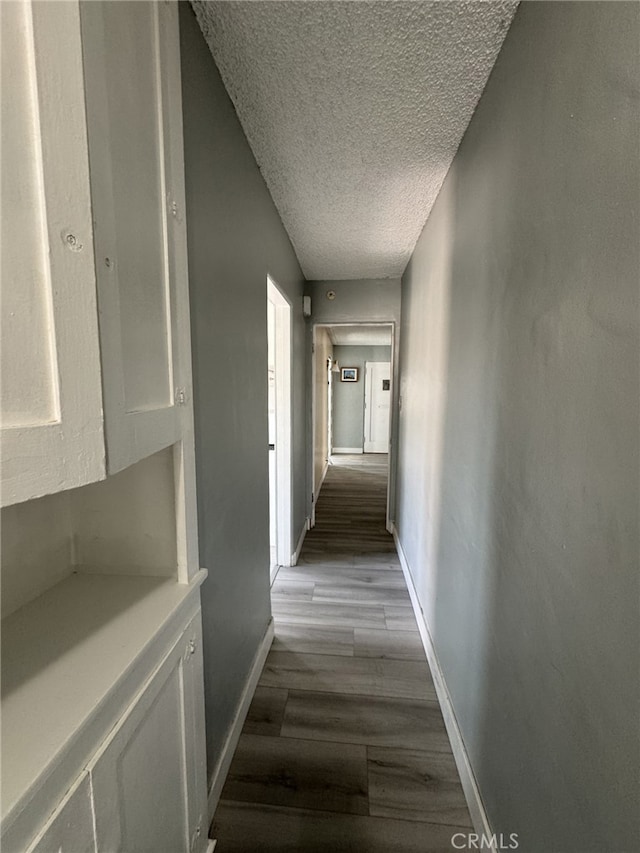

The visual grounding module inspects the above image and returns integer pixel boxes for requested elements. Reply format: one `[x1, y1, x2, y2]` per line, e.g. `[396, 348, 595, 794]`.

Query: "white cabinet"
[0, 0, 196, 503]
[0, 0, 105, 506]
[1, 2, 208, 852]
[80, 0, 195, 476]
[25, 774, 95, 853]
[90, 614, 208, 853]
[3, 603, 208, 853]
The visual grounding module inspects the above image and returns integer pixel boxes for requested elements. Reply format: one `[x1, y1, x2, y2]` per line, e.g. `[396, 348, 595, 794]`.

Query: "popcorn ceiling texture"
[191, 1, 518, 280]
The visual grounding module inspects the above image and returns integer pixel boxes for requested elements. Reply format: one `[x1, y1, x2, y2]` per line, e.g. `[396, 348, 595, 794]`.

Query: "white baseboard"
[291, 518, 309, 566]
[207, 618, 275, 820]
[391, 525, 496, 851]
[331, 447, 363, 454]
[270, 563, 280, 586]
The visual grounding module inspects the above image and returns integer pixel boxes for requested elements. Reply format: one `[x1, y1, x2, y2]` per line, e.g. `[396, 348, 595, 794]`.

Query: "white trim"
[319, 458, 329, 490]
[331, 447, 364, 454]
[391, 525, 496, 851]
[205, 840, 216, 853]
[207, 619, 275, 820]
[270, 563, 280, 586]
[291, 518, 309, 566]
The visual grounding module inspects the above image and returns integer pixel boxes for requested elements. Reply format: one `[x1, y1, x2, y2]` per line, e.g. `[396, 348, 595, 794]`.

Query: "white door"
[364, 362, 391, 453]
[327, 358, 334, 459]
[267, 278, 292, 580]
[267, 298, 277, 574]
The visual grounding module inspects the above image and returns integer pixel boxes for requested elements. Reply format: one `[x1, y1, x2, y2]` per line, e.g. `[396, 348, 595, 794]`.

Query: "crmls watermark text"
[451, 833, 519, 850]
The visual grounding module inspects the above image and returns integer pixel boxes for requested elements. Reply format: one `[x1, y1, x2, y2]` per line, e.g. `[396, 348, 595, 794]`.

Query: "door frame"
[267, 276, 292, 579]
[311, 322, 396, 532]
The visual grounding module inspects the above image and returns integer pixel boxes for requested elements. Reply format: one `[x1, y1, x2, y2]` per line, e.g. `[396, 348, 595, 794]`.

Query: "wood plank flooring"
[211, 455, 471, 851]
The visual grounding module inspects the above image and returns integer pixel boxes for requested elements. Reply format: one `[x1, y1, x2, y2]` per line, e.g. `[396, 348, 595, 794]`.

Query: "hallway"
[211, 456, 472, 851]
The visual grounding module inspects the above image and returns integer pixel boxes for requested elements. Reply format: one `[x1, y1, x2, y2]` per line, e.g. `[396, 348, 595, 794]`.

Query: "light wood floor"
[211, 455, 471, 851]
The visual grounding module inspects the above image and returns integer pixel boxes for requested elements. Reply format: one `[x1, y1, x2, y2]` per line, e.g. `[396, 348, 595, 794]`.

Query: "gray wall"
[306, 279, 401, 522]
[179, 4, 307, 786]
[307, 279, 400, 326]
[332, 345, 391, 450]
[395, 3, 639, 851]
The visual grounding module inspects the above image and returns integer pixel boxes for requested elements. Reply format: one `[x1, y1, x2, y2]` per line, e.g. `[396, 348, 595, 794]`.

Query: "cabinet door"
[89, 613, 208, 853]
[24, 773, 95, 853]
[80, 0, 194, 475]
[0, 0, 105, 506]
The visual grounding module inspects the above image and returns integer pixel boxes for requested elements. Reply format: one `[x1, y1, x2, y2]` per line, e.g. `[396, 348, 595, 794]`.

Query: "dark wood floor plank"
[312, 582, 411, 606]
[271, 579, 316, 601]
[213, 800, 470, 852]
[220, 733, 368, 815]
[277, 566, 405, 587]
[260, 651, 436, 701]
[281, 690, 452, 753]
[272, 623, 354, 657]
[354, 628, 424, 661]
[297, 553, 357, 566]
[368, 747, 473, 827]
[243, 686, 289, 737]
[272, 600, 386, 630]
[385, 605, 420, 631]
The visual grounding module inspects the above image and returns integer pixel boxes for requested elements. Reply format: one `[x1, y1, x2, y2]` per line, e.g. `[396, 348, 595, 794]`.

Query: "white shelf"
[1, 570, 206, 839]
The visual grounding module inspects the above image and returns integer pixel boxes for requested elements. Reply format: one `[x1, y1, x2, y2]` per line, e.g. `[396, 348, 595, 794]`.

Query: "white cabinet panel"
[24, 773, 95, 853]
[0, 0, 105, 506]
[90, 614, 208, 853]
[81, 0, 194, 475]
[102, 2, 172, 415]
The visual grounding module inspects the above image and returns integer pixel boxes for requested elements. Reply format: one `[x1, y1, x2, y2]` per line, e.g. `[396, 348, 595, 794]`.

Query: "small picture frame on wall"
[341, 367, 358, 382]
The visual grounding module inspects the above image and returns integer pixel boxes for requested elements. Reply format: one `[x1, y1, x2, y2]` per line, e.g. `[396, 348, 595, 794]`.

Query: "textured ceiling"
[327, 325, 393, 347]
[191, 1, 518, 280]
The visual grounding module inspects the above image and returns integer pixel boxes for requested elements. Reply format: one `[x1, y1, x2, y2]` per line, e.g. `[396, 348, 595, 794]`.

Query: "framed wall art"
[341, 367, 358, 382]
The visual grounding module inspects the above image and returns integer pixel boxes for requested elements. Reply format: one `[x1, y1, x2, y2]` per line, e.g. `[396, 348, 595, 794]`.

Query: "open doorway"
[267, 276, 292, 584]
[311, 323, 395, 530]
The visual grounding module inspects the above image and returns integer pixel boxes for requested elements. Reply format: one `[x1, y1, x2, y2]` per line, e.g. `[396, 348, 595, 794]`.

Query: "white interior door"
[267, 299, 277, 574]
[327, 358, 334, 459]
[364, 362, 391, 453]
[267, 278, 292, 581]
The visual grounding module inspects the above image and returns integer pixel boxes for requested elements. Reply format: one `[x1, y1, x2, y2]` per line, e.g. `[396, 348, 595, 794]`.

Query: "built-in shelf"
[1, 570, 206, 840]
[1, 445, 182, 620]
